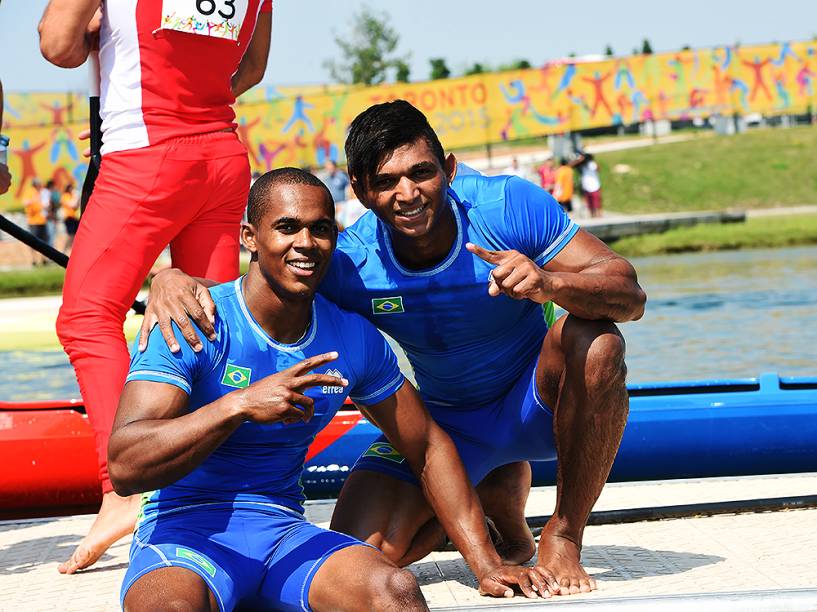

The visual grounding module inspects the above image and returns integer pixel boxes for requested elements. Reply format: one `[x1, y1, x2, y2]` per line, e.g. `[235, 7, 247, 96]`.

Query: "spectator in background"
[45, 179, 61, 245]
[61, 182, 80, 253]
[552, 157, 575, 213]
[38, 179, 54, 245]
[577, 152, 603, 218]
[536, 158, 556, 194]
[0, 80, 10, 195]
[501, 156, 527, 179]
[319, 158, 350, 203]
[24, 178, 48, 265]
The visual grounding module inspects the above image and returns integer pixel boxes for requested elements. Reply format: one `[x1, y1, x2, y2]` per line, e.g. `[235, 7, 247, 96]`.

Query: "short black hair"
[246, 167, 334, 226]
[345, 100, 445, 188]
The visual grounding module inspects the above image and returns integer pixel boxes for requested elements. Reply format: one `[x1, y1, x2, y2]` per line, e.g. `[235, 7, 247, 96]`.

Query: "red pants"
[56, 131, 249, 494]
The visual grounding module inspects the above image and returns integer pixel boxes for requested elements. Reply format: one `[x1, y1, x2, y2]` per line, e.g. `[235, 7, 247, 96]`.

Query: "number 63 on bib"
[159, 0, 250, 42]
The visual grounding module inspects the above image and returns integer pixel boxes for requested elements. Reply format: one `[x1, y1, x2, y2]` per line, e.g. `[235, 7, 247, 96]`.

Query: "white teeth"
[289, 261, 316, 269]
[400, 204, 426, 218]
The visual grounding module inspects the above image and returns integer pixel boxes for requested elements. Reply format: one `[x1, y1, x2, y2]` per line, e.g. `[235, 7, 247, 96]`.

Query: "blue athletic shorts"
[121, 502, 372, 611]
[353, 354, 555, 486]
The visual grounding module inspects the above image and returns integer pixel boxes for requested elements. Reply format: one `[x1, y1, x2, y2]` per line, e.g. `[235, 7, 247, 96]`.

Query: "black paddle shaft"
[0, 214, 146, 315]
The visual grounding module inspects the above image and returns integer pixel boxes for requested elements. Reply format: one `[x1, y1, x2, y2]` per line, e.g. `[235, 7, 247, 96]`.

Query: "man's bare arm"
[231, 12, 272, 97]
[361, 383, 549, 598]
[39, 0, 100, 68]
[467, 229, 646, 322]
[109, 353, 343, 495]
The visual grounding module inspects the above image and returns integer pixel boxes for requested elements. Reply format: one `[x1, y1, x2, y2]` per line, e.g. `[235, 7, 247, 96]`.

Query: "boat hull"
[2, 373, 816, 517]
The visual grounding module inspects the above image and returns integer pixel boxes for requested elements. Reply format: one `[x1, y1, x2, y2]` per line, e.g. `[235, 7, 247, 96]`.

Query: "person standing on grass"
[552, 157, 575, 213]
[38, 0, 273, 575]
[0, 80, 11, 196]
[576, 152, 603, 218]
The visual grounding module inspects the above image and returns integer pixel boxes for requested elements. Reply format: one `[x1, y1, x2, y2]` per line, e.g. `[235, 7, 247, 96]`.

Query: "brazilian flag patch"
[221, 364, 252, 389]
[176, 547, 217, 578]
[363, 442, 406, 464]
[372, 296, 405, 315]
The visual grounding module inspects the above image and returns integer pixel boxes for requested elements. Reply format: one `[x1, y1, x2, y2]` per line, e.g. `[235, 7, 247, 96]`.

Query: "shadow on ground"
[0, 530, 129, 575]
[411, 544, 724, 590]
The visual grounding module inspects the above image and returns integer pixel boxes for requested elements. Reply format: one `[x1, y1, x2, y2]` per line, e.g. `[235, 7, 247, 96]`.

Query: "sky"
[2, 0, 816, 91]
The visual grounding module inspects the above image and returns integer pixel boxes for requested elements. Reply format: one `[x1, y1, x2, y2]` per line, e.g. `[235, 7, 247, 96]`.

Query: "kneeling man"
[109, 168, 540, 611]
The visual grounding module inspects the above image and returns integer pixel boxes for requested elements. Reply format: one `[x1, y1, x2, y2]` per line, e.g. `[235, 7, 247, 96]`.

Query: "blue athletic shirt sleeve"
[126, 320, 221, 395]
[343, 314, 404, 406]
[494, 176, 579, 266]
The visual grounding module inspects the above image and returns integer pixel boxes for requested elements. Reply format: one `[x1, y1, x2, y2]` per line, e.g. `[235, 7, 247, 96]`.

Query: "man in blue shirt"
[146, 102, 646, 597]
[319, 159, 350, 203]
[112, 168, 540, 610]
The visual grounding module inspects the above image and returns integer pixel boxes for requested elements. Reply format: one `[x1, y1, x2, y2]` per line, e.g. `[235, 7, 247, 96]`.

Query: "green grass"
[611, 213, 817, 257]
[0, 265, 66, 297]
[0, 259, 251, 299]
[598, 125, 817, 213]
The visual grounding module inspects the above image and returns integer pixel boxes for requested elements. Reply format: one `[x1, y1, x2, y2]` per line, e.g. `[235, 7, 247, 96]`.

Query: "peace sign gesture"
[466, 242, 556, 304]
[237, 352, 348, 425]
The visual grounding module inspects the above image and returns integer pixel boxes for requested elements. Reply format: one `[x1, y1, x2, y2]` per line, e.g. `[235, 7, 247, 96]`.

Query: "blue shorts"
[353, 354, 555, 486]
[121, 502, 372, 611]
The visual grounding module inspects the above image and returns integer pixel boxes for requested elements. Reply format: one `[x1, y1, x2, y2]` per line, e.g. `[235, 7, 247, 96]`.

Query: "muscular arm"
[108, 381, 246, 496]
[469, 229, 646, 322]
[109, 352, 340, 495]
[39, 0, 100, 68]
[231, 12, 272, 97]
[360, 383, 502, 580]
[544, 230, 646, 321]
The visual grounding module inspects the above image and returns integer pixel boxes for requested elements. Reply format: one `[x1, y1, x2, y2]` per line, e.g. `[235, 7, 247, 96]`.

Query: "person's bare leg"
[58, 491, 141, 574]
[331, 470, 439, 567]
[535, 315, 629, 595]
[123, 566, 218, 612]
[476, 462, 535, 565]
[309, 545, 427, 611]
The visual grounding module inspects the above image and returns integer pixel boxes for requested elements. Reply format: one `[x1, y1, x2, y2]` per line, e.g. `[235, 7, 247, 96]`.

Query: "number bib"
[159, 0, 250, 42]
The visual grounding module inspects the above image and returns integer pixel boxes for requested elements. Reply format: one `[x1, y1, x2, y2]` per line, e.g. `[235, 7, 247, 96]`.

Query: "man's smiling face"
[355, 137, 456, 239]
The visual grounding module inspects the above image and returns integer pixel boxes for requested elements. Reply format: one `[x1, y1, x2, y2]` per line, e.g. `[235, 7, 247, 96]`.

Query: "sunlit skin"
[352, 138, 458, 270]
[240, 183, 337, 343]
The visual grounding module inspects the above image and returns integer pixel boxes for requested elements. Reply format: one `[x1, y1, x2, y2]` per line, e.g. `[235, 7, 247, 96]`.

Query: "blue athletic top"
[127, 278, 404, 514]
[319, 174, 578, 407]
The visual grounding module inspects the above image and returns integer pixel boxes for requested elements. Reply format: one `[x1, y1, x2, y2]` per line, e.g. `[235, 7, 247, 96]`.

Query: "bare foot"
[534, 532, 596, 596]
[487, 517, 536, 565]
[58, 491, 141, 574]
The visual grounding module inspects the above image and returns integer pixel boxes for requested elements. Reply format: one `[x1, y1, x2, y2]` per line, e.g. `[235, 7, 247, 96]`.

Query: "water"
[1, 246, 815, 401]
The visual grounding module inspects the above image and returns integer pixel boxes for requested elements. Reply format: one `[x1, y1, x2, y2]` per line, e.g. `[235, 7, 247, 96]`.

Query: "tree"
[429, 58, 451, 80]
[395, 60, 411, 83]
[605, 44, 615, 57]
[464, 62, 487, 76]
[681, 44, 691, 51]
[498, 59, 532, 71]
[323, 6, 409, 86]
[641, 38, 654, 55]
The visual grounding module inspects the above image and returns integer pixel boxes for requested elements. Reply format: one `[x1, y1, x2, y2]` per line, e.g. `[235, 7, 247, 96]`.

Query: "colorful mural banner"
[2, 39, 816, 209]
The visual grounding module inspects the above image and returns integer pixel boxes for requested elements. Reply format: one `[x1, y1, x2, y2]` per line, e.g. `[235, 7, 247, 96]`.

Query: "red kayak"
[0, 397, 362, 519]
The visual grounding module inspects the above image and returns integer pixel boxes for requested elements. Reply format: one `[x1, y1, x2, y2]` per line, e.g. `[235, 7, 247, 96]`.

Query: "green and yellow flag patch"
[221, 364, 252, 389]
[363, 442, 406, 464]
[372, 296, 405, 315]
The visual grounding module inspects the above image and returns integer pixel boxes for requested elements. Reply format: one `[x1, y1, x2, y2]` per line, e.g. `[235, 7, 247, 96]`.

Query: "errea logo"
[323, 368, 345, 394]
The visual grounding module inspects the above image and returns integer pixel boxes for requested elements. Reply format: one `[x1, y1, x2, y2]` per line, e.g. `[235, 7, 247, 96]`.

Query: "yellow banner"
[3, 39, 816, 210]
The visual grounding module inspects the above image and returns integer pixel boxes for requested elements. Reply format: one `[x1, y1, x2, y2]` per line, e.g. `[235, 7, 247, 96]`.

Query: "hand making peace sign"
[466, 242, 556, 304]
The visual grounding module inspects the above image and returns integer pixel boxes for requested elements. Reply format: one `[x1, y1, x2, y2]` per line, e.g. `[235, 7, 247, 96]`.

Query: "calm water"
[1, 246, 815, 401]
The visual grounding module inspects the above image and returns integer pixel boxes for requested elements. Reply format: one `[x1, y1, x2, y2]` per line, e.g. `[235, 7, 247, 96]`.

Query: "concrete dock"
[2, 473, 816, 610]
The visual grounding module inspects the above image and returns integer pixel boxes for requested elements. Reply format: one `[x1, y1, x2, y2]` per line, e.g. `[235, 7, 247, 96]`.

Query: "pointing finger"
[466, 242, 502, 264]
